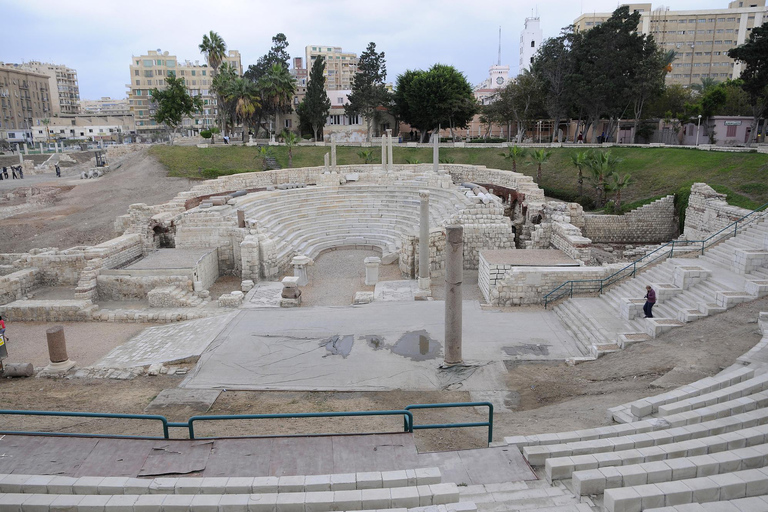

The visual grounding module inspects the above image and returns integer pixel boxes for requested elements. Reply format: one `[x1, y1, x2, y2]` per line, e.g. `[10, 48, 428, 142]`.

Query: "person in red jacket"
[0, 315, 5, 332]
[644, 286, 656, 318]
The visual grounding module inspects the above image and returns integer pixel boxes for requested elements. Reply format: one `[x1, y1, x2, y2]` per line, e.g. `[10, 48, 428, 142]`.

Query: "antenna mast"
[497, 26, 502, 66]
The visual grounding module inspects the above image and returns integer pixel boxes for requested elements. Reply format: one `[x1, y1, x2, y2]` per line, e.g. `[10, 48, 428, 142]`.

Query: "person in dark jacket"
[644, 285, 656, 318]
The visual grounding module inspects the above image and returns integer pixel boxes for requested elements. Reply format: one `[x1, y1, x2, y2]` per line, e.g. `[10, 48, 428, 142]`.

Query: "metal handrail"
[405, 402, 494, 445]
[0, 409, 170, 439]
[543, 200, 768, 308]
[186, 410, 415, 439]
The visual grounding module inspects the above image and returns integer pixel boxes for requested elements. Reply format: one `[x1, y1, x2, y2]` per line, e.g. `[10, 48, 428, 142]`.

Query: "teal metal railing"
[543, 200, 768, 308]
[405, 402, 494, 445]
[0, 409, 170, 440]
[186, 410, 414, 439]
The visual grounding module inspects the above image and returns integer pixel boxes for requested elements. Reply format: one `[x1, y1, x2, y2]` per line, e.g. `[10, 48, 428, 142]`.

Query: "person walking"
[644, 285, 656, 318]
[55, 164, 61, 178]
[11, 166, 18, 179]
[0, 315, 5, 335]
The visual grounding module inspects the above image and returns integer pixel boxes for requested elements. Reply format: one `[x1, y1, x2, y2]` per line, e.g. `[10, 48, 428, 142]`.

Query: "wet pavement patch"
[503, 344, 551, 356]
[321, 335, 354, 358]
[391, 330, 441, 361]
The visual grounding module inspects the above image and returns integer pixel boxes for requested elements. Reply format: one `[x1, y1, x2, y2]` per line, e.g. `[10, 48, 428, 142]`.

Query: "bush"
[469, 137, 507, 144]
[200, 130, 212, 140]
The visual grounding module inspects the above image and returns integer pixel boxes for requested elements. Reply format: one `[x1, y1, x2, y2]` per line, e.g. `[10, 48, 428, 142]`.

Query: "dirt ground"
[0, 150, 766, 452]
[0, 149, 194, 253]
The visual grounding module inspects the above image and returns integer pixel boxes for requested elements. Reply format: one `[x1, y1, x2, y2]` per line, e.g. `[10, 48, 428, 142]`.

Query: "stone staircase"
[458, 480, 598, 511]
[0, 467, 472, 512]
[554, 217, 768, 360]
[502, 313, 768, 511]
[147, 285, 209, 308]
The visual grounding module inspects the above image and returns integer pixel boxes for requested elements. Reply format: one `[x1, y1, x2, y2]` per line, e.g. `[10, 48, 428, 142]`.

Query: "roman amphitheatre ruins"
[1, 140, 768, 512]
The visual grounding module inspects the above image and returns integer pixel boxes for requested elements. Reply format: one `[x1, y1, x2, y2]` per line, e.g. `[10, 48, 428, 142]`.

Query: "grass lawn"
[149, 145, 768, 211]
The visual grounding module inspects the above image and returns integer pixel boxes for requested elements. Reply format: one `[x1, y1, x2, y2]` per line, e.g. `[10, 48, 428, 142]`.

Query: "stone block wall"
[484, 265, 622, 306]
[96, 272, 192, 301]
[551, 222, 593, 262]
[399, 228, 446, 279]
[0, 268, 40, 305]
[193, 249, 220, 289]
[683, 183, 753, 240]
[478, 253, 511, 303]
[239, 235, 261, 282]
[174, 209, 242, 275]
[583, 195, 676, 243]
[447, 200, 516, 269]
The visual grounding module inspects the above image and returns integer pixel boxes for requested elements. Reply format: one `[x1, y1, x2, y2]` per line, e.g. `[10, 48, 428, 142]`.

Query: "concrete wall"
[683, 183, 753, 241]
[583, 196, 676, 244]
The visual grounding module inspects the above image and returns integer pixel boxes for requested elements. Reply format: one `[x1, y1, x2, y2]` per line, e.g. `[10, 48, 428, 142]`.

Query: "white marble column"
[381, 134, 387, 171]
[386, 129, 393, 172]
[331, 135, 337, 171]
[433, 127, 439, 173]
[324, 152, 330, 172]
[364, 256, 381, 285]
[292, 254, 311, 286]
[444, 225, 463, 366]
[418, 190, 431, 291]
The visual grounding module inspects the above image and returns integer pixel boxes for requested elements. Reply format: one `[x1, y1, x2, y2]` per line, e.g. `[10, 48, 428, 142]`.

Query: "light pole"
[696, 114, 702, 146]
[538, 120, 542, 143]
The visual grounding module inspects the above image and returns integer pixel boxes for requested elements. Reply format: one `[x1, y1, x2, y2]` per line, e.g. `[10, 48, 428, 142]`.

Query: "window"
[708, 18, 715, 23]
[191, 70, 196, 76]
[531, 41, 535, 47]
[168, 70, 175, 77]
[284, 119, 292, 128]
[134, 70, 139, 76]
[167, 61, 175, 68]
[337, 97, 344, 104]
[726, 125, 737, 137]
[135, 80, 140, 85]
[88, 129, 93, 133]
[156, 59, 163, 65]
[143, 60, 152, 67]
[202, 70, 206, 76]
[329, 114, 341, 125]
[347, 114, 360, 125]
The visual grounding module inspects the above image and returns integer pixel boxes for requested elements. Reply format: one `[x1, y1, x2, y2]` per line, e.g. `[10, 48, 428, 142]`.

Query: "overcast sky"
[2, 0, 728, 100]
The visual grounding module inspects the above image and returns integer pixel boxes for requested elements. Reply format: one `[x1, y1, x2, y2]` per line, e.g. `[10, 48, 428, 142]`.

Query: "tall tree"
[585, 150, 621, 207]
[345, 42, 390, 141]
[224, 77, 260, 143]
[210, 61, 238, 138]
[150, 76, 203, 144]
[199, 31, 227, 132]
[499, 146, 528, 173]
[531, 28, 576, 142]
[628, 45, 669, 142]
[245, 33, 291, 82]
[529, 148, 552, 184]
[282, 129, 299, 167]
[394, 64, 478, 141]
[296, 55, 331, 141]
[493, 71, 545, 142]
[570, 150, 589, 197]
[728, 22, 768, 145]
[259, 63, 296, 136]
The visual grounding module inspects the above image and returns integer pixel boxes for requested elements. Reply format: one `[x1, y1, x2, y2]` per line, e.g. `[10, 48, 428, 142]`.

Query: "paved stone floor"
[180, 300, 581, 392]
[94, 312, 237, 368]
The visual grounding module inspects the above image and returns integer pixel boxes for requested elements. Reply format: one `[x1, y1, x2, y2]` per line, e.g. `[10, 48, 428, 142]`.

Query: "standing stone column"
[292, 254, 311, 286]
[364, 256, 381, 285]
[44, 326, 76, 373]
[237, 210, 246, 228]
[324, 152, 330, 172]
[433, 127, 439, 173]
[418, 190, 431, 291]
[18, 151, 23, 167]
[381, 135, 387, 171]
[444, 225, 463, 366]
[386, 129, 394, 172]
[23, 143, 28, 155]
[331, 135, 337, 171]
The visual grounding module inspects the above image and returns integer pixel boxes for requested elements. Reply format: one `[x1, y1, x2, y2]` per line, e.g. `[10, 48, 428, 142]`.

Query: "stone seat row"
[646, 496, 768, 511]
[0, 483, 463, 512]
[656, 372, 768, 418]
[510, 392, 768, 454]
[0, 468, 442, 495]
[268, 214, 421, 236]
[604, 467, 768, 512]
[274, 221, 418, 246]
[572, 442, 768, 496]
[545, 422, 768, 482]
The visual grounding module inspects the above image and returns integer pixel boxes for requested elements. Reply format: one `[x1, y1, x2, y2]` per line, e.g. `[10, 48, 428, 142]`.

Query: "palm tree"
[199, 31, 227, 131]
[225, 78, 260, 143]
[210, 62, 237, 138]
[259, 63, 297, 137]
[357, 149, 375, 164]
[609, 173, 633, 212]
[570, 150, 590, 197]
[691, 77, 720, 94]
[282, 130, 300, 167]
[586, 150, 621, 207]
[529, 148, 552, 184]
[499, 145, 528, 173]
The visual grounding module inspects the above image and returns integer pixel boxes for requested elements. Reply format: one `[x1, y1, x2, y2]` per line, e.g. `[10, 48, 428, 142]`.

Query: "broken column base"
[280, 297, 301, 308]
[40, 359, 76, 376]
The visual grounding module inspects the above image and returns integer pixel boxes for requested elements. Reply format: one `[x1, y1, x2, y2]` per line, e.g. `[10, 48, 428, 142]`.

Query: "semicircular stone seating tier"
[235, 183, 473, 273]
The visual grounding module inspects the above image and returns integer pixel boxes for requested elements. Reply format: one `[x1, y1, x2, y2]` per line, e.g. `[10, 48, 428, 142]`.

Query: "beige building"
[574, 1, 767, 87]
[305, 45, 358, 90]
[81, 97, 131, 116]
[17, 61, 80, 115]
[0, 63, 52, 142]
[127, 49, 242, 135]
[31, 115, 135, 144]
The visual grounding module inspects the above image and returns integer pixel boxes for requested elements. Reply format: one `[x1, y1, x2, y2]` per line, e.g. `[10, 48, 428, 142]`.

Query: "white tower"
[519, 17, 542, 75]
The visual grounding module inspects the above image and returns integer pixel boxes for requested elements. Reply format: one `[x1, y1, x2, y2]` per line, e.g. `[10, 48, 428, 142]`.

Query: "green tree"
[570, 150, 590, 197]
[282, 129, 299, 167]
[628, 46, 669, 142]
[210, 62, 238, 138]
[199, 31, 227, 132]
[690, 77, 720, 94]
[150, 76, 204, 144]
[499, 145, 528, 173]
[609, 173, 633, 211]
[245, 33, 291, 82]
[728, 22, 768, 145]
[259, 63, 296, 137]
[531, 28, 576, 142]
[528, 148, 552, 184]
[493, 71, 545, 142]
[224, 77, 260, 143]
[585, 150, 621, 207]
[210, 126, 220, 144]
[394, 64, 478, 141]
[296, 55, 331, 141]
[345, 42, 390, 141]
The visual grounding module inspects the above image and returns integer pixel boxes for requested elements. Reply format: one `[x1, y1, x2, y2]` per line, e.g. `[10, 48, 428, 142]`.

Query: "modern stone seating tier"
[0, 468, 469, 512]
[645, 497, 768, 511]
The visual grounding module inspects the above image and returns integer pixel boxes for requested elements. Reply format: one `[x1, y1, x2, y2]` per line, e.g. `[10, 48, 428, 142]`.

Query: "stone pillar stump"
[364, 256, 381, 286]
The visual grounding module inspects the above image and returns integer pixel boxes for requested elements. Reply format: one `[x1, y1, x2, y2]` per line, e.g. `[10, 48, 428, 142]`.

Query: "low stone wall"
[683, 183, 754, 240]
[484, 265, 621, 306]
[193, 248, 220, 289]
[551, 222, 592, 263]
[174, 209, 243, 276]
[0, 299, 95, 322]
[583, 196, 676, 243]
[400, 228, 446, 278]
[96, 272, 193, 301]
[0, 268, 40, 305]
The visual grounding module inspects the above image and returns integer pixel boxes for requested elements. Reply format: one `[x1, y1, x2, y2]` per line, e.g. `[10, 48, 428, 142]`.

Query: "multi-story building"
[127, 49, 242, 135]
[17, 61, 80, 115]
[0, 63, 52, 142]
[80, 97, 131, 116]
[519, 17, 543, 75]
[573, 1, 767, 87]
[305, 45, 358, 90]
[31, 115, 135, 144]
